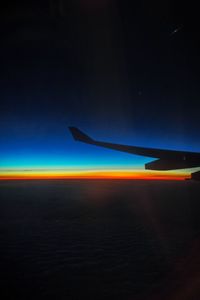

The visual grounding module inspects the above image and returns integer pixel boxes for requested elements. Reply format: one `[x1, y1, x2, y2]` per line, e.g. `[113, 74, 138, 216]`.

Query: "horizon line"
[0, 168, 190, 181]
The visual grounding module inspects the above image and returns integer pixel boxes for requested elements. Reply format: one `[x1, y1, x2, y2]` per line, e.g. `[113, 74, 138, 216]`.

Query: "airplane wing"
[69, 127, 200, 171]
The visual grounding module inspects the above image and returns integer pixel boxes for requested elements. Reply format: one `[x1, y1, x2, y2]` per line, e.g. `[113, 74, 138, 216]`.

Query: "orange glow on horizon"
[0, 169, 189, 181]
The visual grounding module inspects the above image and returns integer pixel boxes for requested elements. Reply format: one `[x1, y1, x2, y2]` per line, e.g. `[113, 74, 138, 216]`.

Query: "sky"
[0, 0, 200, 180]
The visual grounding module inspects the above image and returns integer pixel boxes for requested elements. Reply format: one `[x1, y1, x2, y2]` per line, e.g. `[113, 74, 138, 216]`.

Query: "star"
[170, 26, 183, 36]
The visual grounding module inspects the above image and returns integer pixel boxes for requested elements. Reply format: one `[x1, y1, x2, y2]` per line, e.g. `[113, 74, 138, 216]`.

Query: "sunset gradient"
[0, 168, 190, 181]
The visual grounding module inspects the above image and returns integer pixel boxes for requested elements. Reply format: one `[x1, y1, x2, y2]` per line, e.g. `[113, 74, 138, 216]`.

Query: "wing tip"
[69, 127, 94, 144]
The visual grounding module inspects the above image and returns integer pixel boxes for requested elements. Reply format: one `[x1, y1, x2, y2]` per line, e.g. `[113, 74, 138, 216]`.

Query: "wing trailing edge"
[145, 159, 200, 171]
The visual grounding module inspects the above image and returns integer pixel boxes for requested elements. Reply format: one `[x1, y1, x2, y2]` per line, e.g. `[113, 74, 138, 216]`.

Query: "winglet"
[69, 127, 94, 144]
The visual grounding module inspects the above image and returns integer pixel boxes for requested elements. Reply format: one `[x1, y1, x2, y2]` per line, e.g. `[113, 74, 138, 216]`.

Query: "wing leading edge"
[69, 127, 200, 175]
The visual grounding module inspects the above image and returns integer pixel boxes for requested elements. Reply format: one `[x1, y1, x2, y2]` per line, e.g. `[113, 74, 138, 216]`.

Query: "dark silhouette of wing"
[69, 127, 200, 171]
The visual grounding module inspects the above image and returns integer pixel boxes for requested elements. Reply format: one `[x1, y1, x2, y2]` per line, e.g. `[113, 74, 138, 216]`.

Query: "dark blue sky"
[1, 0, 200, 171]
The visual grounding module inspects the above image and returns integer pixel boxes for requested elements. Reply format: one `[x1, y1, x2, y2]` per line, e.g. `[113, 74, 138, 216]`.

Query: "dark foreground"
[0, 180, 200, 300]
